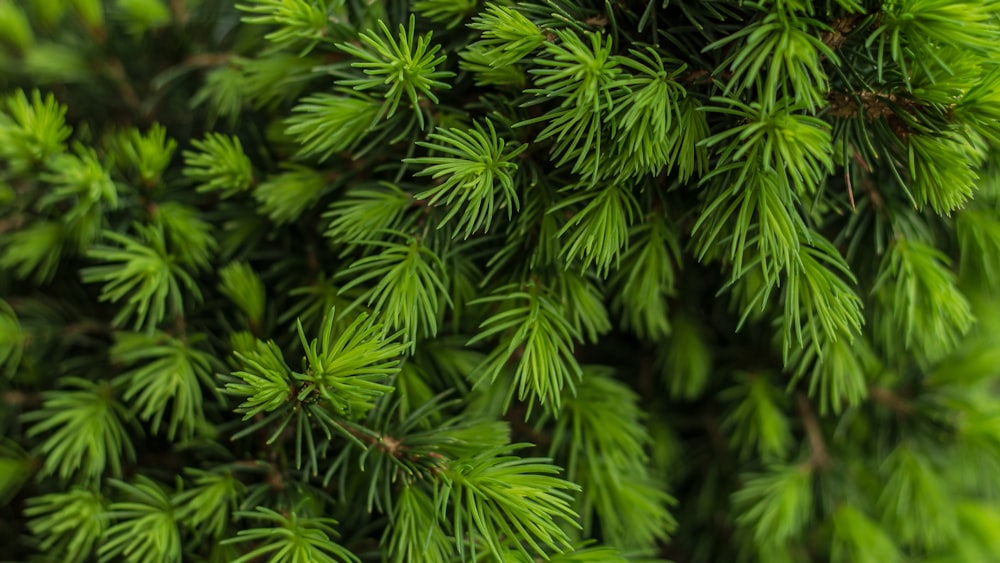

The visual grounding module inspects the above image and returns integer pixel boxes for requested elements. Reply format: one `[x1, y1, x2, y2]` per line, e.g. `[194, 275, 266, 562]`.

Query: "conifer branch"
[6, 1, 1000, 561]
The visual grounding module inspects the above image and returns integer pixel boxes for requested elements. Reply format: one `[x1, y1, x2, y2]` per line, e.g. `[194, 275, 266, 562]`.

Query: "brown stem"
[504, 403, 551, 448]
[0, 216, 26, 234]
[104, 59, 143, 116]
[797, 393, 831, 470]
[820, 14, 864, 50]
[182, 52, 233, 68]
[868, 385, 914, 416]
[844, 166, 856, 210]
[828, 90, 900, 121]
[2, 390, 42, 408]
[682, 68, 726, 86]
[336, 420, 407, 457]
[172, 315, 187, 339]
[63, 320, 111, 337]
[169, 0, 189, 25]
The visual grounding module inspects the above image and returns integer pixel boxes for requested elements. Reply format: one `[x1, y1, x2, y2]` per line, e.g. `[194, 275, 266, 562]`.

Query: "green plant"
[3, 0, 1000, 561]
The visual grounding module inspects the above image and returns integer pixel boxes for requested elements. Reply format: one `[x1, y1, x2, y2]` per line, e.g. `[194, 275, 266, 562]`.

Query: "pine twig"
[797, 393, 831, 470]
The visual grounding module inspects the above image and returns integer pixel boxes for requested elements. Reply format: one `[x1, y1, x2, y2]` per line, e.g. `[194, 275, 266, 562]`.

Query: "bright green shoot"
[337, 15, 454, 129]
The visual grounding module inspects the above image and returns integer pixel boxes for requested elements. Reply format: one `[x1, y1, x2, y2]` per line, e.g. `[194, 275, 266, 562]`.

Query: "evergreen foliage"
[2, 0, 1000, 561]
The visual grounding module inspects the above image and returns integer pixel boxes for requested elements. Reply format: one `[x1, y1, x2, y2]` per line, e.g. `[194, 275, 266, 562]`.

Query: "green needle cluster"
[3, 0, 1000, 562]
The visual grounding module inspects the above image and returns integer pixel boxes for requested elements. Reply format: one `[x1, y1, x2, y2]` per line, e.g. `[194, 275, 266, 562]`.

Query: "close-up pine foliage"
[2, 0, 1000, 561]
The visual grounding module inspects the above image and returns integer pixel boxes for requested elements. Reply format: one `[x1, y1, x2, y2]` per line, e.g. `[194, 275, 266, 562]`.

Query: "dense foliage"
[2, 0, 1000, 561]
